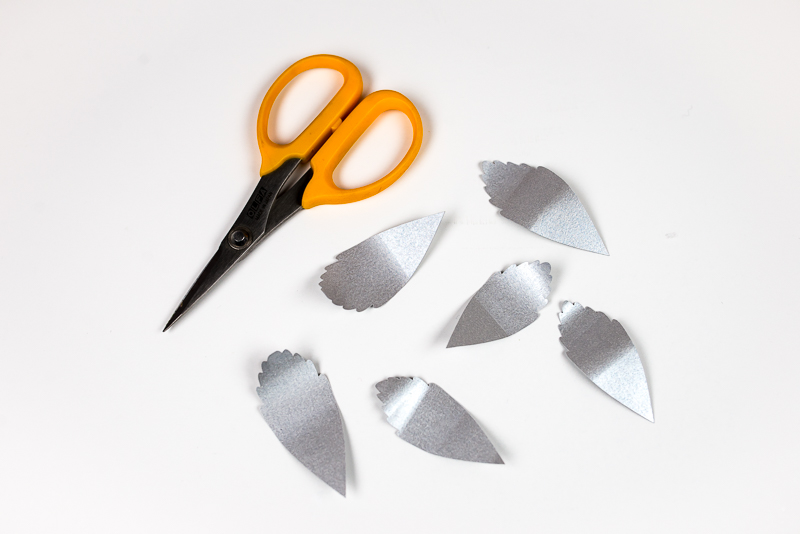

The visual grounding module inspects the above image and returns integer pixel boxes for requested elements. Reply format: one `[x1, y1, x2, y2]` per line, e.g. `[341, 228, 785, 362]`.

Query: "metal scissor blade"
[164, 159, 301, 331]
[263, 168, 312, 238]
[163, 243, 245, 331]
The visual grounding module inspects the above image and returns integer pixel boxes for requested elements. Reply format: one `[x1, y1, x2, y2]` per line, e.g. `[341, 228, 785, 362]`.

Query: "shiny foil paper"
[448, 261, 552, 348]
[257, 350, 347, 495]
[481, 161, 609, 255]
[320, 212, 444, 311]
[558, 302, 654, 422]
[376, 377, 503, 464]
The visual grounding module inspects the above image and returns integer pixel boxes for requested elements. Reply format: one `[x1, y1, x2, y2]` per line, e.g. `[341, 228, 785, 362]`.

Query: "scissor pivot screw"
[229, 229, 250, 249]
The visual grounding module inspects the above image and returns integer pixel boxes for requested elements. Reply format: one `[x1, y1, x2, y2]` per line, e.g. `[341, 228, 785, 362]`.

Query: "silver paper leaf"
[257, 350, 347, 495]
[480, 161, 609, 255]
[376, 377, 503, 464]
[447, 261, 552, 348]
[320, 212, 445, 311]
[558, 302, 654, 422]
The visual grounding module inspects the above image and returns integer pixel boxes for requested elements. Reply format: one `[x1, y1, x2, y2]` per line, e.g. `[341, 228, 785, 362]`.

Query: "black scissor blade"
[163, 242, 244, 331]
[263, 168, 312, 238]
[163, 159, 300, 331]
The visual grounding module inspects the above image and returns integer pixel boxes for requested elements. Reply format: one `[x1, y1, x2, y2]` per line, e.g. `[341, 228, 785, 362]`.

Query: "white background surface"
[1, 1, 798, 532]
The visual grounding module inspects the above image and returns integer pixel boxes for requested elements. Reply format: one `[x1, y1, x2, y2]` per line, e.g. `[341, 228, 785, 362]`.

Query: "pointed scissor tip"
[163, 309, 182, 332]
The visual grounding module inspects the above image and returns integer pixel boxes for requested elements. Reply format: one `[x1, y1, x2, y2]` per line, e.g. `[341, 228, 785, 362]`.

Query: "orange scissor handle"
[256, 54, 363, 176]
[302, 90, 423, 209]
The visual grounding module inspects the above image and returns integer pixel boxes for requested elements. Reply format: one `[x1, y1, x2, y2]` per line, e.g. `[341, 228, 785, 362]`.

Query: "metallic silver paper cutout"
[257, 350, 347, 495]
[480, 161, 609, 255]
[447, 261, 552, 348]
[558, 302, 654, 422]
[320, 212, 445, 311]
[376, 377, 503, 464]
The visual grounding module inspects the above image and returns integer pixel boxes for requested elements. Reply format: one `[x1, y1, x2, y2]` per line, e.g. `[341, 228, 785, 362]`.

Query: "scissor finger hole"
[332, 110, 413, 190]
[267, 68, 344, 145]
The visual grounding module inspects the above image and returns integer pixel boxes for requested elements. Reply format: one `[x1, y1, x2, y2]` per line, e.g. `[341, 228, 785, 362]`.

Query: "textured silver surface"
[448, 261, 552, 348]
[257, 350, 346, 495]
[481, 161, 609, 255]
[558, 302, 654, 422]
[376, 377, 503, 464]
[320, 212, 444, 311]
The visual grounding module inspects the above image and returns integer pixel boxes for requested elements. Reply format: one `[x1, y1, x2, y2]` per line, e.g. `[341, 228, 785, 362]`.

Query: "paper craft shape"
[320, 212, 444, 311]
[481, 161, 608, 255]
[448, 261, 552, 348]
[558, 302, 654, 422]
[257, 350, 347, 495]
[376, 377, 503, 464]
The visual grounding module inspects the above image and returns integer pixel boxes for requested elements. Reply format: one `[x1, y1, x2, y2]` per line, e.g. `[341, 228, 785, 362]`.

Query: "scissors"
[164, 54, 423, 331]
